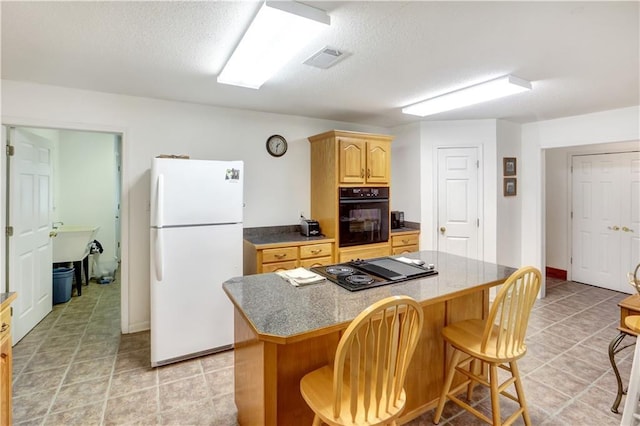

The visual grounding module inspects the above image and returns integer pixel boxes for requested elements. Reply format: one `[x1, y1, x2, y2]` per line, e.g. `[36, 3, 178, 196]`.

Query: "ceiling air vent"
[303, 46, 346, 69]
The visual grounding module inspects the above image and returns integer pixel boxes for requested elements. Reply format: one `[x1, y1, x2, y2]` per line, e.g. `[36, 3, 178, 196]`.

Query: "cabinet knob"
[367, 169, 371, 178]
[274, 253, 287, 259]
[361, 168, 365, 178]
[311, 249, 322, 254]
[0, 322, 8, 333]
[401, 239, 409, 244]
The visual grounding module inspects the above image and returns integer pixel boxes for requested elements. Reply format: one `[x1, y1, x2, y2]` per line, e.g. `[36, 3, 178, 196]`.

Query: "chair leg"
[467, 358, 478, 400]
[511, 361, 531, 426]
[312, 414, 322, 426]
[433, 349, 462, 424]
[489, 364, 501, 426]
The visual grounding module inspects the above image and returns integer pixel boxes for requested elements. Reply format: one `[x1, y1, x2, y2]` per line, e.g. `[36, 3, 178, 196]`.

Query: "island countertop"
[223, 250, 515, 344]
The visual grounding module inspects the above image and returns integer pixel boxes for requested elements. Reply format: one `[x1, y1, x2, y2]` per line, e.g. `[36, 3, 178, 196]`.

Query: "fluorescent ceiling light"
[402, 75, 532, 117]
[217, 1, 330, 89]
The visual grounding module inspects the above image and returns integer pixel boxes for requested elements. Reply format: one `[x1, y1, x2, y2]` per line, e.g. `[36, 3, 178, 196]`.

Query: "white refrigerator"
[150, 157, 243, 367]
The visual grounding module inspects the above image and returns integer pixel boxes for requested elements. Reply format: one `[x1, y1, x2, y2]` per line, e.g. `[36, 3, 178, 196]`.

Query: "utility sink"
[52, 225, 100, 263]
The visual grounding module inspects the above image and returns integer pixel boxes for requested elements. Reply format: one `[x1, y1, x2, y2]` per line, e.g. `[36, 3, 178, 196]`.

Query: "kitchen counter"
[223, 251, 515, 425]
[243, 225, 333, 247]
[0, 292, 17, 307]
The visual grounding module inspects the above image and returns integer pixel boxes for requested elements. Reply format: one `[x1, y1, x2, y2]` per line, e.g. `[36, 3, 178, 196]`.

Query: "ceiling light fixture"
[217, 1, 330, 89]
[402, 75, 532, 117]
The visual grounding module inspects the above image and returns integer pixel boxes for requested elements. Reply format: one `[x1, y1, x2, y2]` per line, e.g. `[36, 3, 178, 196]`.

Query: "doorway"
[5, 126, 123, 343]
[571, 151, 640, 293]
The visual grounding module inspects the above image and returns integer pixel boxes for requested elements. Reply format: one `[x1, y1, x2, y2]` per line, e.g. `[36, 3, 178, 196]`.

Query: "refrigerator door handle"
[156, 174, 165, 228]
[155, 230, 164, 281]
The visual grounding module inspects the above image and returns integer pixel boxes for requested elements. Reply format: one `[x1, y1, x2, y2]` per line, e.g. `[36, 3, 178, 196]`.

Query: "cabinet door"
[300, 256, 333, 269]
[0, 335, 11, 426]
[366, 140, 390, 183]
[262, 261, 298, 273]
[339, 138, 366, 184]
[392, 245, 419, 255]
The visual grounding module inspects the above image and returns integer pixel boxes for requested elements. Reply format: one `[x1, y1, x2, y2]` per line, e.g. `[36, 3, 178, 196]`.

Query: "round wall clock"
[266, 134, 288, 157]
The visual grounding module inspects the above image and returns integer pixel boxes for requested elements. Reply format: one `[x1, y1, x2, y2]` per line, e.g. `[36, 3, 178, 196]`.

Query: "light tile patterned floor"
[11, 276, 636, 425]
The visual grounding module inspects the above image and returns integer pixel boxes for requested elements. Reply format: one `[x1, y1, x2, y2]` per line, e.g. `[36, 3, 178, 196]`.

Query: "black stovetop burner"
[312, 257, 438, 292]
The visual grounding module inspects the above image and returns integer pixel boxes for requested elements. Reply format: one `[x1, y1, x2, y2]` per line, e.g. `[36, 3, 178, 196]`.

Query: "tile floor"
[11, 276, 636, 425]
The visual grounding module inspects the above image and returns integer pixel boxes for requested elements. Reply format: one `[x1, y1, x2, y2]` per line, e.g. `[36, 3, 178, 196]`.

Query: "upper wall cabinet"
[338, 137, 390, 184]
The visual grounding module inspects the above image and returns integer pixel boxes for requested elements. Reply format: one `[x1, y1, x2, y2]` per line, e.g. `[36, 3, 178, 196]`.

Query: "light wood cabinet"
[391, 230, 420, 255]
[337, 137, 390, 185]
[308, 130, 394, 246]
[244, 240, 335, 275]
[1, 293, 17, 426]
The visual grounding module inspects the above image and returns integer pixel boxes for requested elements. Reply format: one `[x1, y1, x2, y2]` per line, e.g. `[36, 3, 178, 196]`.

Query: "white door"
[571, 151, 640, 293]
[8, 128, 54, 343]
[437, 147, 480, 259]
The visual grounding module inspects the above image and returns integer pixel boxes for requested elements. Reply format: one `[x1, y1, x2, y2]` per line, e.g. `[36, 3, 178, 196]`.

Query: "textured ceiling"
[1, 1, 638, 127]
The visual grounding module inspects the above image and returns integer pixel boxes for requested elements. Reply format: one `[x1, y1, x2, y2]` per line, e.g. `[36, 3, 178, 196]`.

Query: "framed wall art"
[503, 157, 517, 176]
[504, 178, 517, 196]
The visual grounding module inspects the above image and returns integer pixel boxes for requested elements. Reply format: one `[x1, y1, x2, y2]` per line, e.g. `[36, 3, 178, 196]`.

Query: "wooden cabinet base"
[232, 289, 487, 425]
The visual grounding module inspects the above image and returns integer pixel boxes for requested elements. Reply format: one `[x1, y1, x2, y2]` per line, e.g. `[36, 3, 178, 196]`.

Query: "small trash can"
[52, 267, 74, 304]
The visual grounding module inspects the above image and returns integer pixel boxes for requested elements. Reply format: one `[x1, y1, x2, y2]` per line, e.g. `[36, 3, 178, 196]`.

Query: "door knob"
[622, 226, 634, 232]
[608, 226, 620, 231]
[440, 226, 446, 234]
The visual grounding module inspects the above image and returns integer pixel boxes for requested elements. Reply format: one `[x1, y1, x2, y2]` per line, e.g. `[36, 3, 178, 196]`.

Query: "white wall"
[55, 130, 119, 274]
[390, 122, 421, 222]
[418, 120, 498, 262]
[545, 140, 640, 271]
[521, 106, 640, 280]
[1, 79, 385, 332]
[496, 120, 522, 268]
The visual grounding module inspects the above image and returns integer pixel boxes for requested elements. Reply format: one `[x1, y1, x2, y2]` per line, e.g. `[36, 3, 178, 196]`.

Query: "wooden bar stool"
[621, 315, 640, 426]
[300, 295, 424, 426]
[433, 266, 541, 426]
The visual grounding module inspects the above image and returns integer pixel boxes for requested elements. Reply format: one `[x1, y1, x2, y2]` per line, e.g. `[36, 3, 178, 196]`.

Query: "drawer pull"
[311, 249, 322, 254]
[0, 322, 8, 333]
[401, 239, 409, 244]
[274, 254, 287, 259]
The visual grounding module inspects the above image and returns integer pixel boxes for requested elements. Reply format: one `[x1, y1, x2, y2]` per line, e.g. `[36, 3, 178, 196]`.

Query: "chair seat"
[300, 365, 406, 426]
[443, 318, 527, 363]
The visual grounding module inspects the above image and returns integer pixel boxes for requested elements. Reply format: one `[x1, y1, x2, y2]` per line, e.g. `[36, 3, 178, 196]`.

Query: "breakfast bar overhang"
[222, 251, 516, 425]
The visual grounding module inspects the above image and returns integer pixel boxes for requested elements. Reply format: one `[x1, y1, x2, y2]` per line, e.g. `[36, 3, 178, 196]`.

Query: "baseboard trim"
[546, 267, 567, 280]
[127, 321, 150, 334]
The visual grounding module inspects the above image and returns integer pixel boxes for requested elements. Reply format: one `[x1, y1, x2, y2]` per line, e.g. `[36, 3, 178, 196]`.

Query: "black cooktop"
[311, 257, 438, 292]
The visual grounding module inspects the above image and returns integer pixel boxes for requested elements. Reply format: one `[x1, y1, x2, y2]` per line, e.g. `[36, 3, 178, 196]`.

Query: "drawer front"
[392, 234, 419, 247]
[300, 243, 332, 259]
[261, 261, 298, 273]
[0, 306, 11, 339]
[392, 245, 419, 255]
[262, 247, 298, 263]
[339, 245, 390, 263]
[299, 256, 333, 269]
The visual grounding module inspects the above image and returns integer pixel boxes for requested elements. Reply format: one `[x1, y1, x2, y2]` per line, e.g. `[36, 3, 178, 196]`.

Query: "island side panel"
[401, 300, 447, 421]
[233, 308, 277, 425]
[276, 332, 341, 425]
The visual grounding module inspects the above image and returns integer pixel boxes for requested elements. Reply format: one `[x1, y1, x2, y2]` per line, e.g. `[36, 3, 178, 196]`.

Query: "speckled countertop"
[223, 251, 515, 343]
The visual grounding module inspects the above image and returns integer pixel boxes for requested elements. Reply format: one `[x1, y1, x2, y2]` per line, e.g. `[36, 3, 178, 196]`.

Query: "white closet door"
[572, 151, 640, 293]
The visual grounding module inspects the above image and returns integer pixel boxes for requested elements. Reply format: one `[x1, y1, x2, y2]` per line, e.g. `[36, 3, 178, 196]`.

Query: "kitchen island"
[223, 251, 515, 425]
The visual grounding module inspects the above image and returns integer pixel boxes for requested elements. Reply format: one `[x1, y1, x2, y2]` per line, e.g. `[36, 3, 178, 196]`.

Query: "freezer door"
[150, 223, 241, 365]
[151, 158, 243, 227]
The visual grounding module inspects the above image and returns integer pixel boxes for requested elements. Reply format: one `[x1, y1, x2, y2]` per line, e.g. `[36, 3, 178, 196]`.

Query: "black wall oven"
[338, 187, 390, 247]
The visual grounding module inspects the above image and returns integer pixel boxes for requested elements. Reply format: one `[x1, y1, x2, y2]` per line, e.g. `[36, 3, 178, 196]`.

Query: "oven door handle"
[339, 198, 389, 204]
